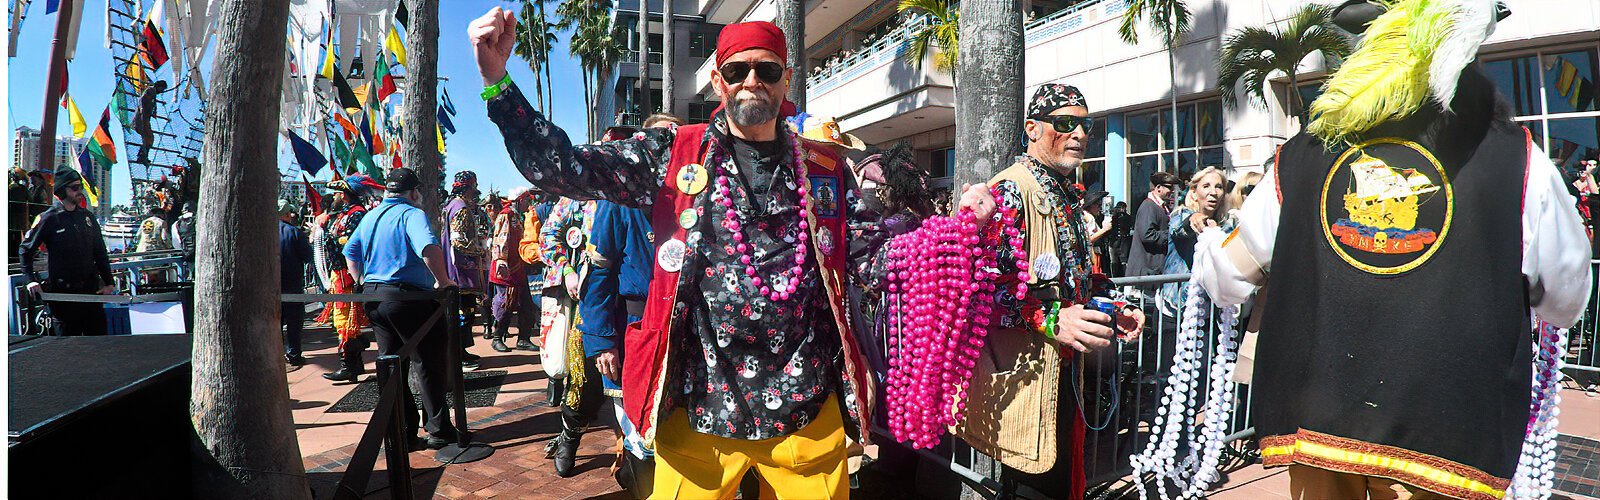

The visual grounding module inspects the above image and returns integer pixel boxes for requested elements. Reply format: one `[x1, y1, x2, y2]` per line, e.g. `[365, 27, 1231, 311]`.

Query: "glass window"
[1175, 104, 1196, 149]
[1126, 111, 1164, 154]
[1127, 154, 1163, 202]
[1485, 55, 1542, 117]
[689, 32, 717, 58]
[1519, 120, 1546, 154]
[1543, 49, 1599, 115]
[1548, 116, 1599, 172]
[1197, 101, 1224, 146]
[1080, 159, 1105, 193]
[1177, 151, 1198, 180]
[928, 147, 955, 179]
[1296, 83, 1324, 115]
[1086, 117, 1107, 159]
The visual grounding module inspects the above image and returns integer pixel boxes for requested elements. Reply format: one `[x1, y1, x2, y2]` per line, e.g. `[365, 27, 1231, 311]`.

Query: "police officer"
[19, 167, 115, 336]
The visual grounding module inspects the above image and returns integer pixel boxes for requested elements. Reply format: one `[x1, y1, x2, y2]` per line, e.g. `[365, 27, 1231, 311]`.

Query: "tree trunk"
[662, 0, 674, 116]
[582, 70, 594, 141]
[1288, 72, 1302, 129]
[191, 0, 309, 498]
[402, 0, 442, 225]
[953, 0, 1023, 208]
[1167, 4, 1181, 175]
[775, 0, 805, 106]
[637, 0, 651, 120]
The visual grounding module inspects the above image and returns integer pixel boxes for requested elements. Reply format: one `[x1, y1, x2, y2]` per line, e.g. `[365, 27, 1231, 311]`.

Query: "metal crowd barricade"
[1563, 261, 1600, 380]
[9, 250, 187, 336]
[868, 273, 1258, 499]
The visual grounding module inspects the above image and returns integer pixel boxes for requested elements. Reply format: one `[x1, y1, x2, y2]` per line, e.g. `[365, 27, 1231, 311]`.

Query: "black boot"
[515, 337, 537, 351]
[546, 378, 565, 407]
[322, 348, 364, 382]
[552, 429, 581, 478]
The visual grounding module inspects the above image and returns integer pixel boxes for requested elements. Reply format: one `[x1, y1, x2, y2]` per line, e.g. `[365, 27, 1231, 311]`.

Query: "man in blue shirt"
[279, 199, 313, 366]
[343, 168, 461, 449]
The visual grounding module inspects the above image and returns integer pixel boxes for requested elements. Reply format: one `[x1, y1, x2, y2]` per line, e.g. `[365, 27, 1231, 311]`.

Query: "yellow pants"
[1288, 465, 1450, 499]
[651, 395, 849, 500]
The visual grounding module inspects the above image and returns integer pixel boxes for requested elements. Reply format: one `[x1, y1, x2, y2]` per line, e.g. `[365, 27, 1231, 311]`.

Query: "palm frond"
[1215, 3, 1350, 116]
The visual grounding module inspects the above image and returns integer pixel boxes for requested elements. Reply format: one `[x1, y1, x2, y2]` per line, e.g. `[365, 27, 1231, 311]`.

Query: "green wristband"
[1042, 302, 1061, 339]
[480, 73, 512, 101]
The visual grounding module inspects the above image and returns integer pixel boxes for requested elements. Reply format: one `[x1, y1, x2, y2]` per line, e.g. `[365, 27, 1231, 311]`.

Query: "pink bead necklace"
[702, 129, 812, 303]
[884, 187, 1030, 449]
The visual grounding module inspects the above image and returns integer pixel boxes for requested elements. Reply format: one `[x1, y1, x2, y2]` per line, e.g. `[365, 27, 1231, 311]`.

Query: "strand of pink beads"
[884, 187, 1030, 449]
[704, 130, 812, 303]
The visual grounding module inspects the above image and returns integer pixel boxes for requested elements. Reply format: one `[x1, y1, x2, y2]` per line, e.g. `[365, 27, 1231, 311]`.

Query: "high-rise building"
[698, 0, 1600, 204]
[12, 126, 112, 218]
[602, 0, 726, 129]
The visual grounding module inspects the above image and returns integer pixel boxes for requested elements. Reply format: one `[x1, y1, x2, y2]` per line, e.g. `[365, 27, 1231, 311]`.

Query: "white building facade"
[694, 0, 1600, 205]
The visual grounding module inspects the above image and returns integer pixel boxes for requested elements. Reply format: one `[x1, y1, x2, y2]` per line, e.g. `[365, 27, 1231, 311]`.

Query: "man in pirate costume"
[472, 10, 996, 496]
[443, 171, 488, 368]
[1189, 1, 1590, 498]
[321, 174, 383, 382]
[955, 83, 1142, 500]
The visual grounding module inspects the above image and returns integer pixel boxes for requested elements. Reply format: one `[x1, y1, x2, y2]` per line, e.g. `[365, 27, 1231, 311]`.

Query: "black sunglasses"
[1031, 114, 1094, 134]
[719, 61, 786, 85]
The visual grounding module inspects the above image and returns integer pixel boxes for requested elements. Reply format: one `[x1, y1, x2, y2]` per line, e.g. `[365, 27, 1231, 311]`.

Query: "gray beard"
[727, 95, 779, 127]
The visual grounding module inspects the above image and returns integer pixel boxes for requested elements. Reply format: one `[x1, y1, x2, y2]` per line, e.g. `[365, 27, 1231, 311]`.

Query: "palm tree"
[192, 0, 310, 497]
[401, 0, 444, 222]
[953, 0, 1022, 202]
[1216, 3, 1351, 126]
[563, 1, 626, 140]
[898, 0, 959, 74]
[661, 0, 673, 115]
[514, 0, 559, 115]
[1120, 0, 1192, 173]
[775, 0, 804, 105]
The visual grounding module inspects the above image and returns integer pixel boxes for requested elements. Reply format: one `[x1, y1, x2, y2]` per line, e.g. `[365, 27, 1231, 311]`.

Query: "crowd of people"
[11, 1, 1599, 497]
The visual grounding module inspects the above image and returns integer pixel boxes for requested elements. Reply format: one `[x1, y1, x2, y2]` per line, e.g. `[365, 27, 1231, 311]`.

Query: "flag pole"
[37, 0, 78, 184]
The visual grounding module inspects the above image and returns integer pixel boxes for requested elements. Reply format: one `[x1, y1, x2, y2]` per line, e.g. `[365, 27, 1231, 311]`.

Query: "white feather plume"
[1427, 0, 1498, 111]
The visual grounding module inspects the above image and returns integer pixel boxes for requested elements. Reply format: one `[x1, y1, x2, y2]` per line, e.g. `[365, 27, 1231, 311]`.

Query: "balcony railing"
[805, 13, 932, 92]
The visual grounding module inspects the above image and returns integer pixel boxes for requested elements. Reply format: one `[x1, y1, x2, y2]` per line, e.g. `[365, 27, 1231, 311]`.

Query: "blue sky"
[7, 1, 591, 205]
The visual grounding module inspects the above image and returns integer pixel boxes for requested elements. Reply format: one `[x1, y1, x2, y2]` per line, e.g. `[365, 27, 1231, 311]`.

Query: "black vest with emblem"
[1256, 107, 1531, 493]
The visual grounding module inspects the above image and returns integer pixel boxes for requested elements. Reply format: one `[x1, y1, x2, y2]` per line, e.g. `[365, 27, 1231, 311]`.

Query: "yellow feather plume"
[1306, 0, 1443, 145]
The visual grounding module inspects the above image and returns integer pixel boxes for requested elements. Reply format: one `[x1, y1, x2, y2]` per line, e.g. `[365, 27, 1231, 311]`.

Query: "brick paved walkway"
[301, 392, 630, 499]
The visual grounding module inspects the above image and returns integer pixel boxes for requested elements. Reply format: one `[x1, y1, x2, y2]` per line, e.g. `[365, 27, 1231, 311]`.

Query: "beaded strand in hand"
[1509, 318, 1569, 500]
[883, 188, 1030, 449]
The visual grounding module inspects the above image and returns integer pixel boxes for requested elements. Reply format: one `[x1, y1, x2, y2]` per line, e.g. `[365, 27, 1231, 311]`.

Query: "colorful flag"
[86, 106, 117, 165]
[139, 1, 169, 69]
[350, 141, 379, 180]
[385, 26, 408, 66]
[330, 135, 351, 173]
[46, 0, 59, 13]
[73, 146, 101, 207]
[436, 122, 446, 155]
[288, 130, 329, 176]
[375, 52, 396, 102]
[358, 110, 374, 151]
[318, 21, 337, 80]
[437, 105, 455, 134]
[303, 175, 323, 216]
[61, 94, 87, 138]
[333, 112, 360, 141]
[333, 69, 361, 112]
[396, 1, 409, 28]
[440, 85, 457, 116]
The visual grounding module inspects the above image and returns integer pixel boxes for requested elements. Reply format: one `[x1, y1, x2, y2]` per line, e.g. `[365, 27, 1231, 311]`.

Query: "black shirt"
[19, 204, 113, 292]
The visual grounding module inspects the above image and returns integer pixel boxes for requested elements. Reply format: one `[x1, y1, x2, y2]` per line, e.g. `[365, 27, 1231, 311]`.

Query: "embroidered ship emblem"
[1319, 138, 1453, 275]
[1330, 151, 1440, 254]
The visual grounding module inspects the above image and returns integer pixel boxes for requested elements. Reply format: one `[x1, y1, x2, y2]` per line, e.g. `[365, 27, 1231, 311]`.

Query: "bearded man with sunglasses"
[956, 84, 1143, 499]
[474, 9, 998, 497]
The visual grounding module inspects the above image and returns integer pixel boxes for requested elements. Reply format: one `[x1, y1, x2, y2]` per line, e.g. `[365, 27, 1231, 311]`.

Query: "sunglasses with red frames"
[719, 61, 786, 85]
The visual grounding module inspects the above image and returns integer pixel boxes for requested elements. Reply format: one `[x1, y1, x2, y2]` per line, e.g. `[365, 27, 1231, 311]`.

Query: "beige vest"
[954, 160, 1064, 474]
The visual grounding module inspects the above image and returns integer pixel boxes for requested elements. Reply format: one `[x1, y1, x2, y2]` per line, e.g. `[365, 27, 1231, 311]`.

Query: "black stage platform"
[9, 335, 193, 498]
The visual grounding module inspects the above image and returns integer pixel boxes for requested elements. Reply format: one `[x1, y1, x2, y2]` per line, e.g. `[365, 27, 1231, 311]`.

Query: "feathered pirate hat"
[1306, 0, 1511, 146]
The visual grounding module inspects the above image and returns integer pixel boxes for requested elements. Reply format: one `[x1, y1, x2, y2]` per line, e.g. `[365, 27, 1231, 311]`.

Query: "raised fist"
[469, 7, 518, 86]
